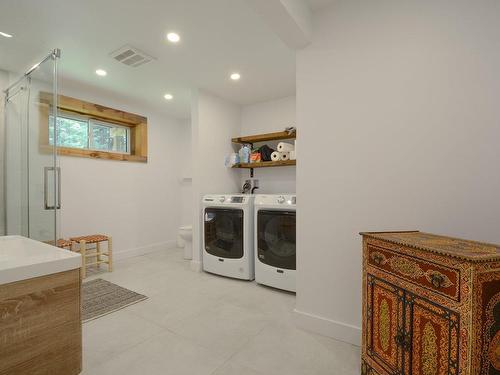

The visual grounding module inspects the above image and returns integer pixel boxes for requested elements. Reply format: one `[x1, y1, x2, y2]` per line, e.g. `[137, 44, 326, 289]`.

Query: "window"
[49, 114, 131, 154]
[40, 92, 148, 162]
[90, 120, 129, 153]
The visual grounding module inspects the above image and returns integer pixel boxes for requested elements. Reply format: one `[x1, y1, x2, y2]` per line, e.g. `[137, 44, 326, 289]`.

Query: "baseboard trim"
[293, 308, 361, 347]
[190, 260, 202, 272]
[113, 240, 177, 260]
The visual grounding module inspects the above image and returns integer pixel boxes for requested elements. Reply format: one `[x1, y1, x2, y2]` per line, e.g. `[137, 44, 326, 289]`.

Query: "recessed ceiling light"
[95, 69, 107, 77]
[164, 93, 173, 100]
[230, 73, 241, 81]
[0, 31, 13, 38]
[166, 32, 180, 43]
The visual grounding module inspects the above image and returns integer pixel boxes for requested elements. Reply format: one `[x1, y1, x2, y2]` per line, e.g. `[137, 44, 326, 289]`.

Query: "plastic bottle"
[239, 144, 251, 164]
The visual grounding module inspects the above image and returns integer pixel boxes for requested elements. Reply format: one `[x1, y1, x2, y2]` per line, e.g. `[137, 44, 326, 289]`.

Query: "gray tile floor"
[82, 248, 360, 375]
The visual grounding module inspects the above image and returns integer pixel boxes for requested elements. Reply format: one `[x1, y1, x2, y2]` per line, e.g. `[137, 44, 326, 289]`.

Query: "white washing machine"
[254, 194, 296, 292]
[202, 194, 255, 280]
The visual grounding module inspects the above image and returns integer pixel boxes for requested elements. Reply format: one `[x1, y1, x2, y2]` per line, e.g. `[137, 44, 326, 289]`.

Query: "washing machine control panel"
[203, 195, 249, 204]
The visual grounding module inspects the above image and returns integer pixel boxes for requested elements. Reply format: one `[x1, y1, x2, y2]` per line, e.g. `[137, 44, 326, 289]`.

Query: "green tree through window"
[49, 116, 89, 149]
[49, 115, 130, 154]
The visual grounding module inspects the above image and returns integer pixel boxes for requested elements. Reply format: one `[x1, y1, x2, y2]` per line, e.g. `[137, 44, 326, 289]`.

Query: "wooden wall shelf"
[231, 130, 296, 175]
[231, 130, 296, 144]
[232, 160, 296, 169]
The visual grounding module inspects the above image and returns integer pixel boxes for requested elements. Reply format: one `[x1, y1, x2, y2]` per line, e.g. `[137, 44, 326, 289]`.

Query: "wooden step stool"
[69, 234, 113, 278]
[55, 238, 73, 250]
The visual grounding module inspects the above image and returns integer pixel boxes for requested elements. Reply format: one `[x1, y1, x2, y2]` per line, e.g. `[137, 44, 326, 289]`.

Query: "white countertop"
[0, 235, 82, 285]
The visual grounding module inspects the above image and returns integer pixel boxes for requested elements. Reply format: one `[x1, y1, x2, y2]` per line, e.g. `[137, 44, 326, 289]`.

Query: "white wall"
[240, 96, 296, 194]
[57, 81, 187, 257]
[191, 90, 241, 269]
[295, 0, 500, 345]
[1, 67, 187, 255]
[178, 119, 193, 227]
[190, 92, 298, 268]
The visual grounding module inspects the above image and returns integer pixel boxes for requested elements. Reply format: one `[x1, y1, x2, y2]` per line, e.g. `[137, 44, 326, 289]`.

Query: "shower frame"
[3, 48, 61, 243]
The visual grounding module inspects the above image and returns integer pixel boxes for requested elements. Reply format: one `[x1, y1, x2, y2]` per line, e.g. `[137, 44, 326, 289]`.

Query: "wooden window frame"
[39, 92, 148, 163]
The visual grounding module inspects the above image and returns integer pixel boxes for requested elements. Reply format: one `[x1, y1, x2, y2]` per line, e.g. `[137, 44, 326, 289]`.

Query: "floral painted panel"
[475, 271, 500, 375]
[409, 296, 459, 375]
[366, 275, 403, 374]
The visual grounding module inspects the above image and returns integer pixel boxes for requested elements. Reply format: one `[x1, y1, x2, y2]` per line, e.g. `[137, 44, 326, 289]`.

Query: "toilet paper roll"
[280, 152, 290, 161]
[271, 151, 281, 161]
[277, 142, 294, 152]
[289, 151, 296, 160]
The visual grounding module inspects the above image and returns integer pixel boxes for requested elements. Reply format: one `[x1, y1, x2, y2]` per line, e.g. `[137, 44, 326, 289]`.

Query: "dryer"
[254, 194, 296, 292]
[202, 194, 255, 280]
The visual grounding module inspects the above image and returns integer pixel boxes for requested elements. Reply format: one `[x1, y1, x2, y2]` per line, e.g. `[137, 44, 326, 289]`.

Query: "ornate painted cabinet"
[360, 231, 500, 375]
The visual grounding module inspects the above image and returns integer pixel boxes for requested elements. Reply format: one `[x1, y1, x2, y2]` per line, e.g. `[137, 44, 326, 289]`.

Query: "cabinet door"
[405, 294, 459, 375]
[366, 275, 405, 375]
[473, 270, 500, 375]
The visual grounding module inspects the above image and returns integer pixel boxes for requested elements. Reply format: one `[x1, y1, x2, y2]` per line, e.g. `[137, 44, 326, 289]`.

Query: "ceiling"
[0, 0, 331, 119]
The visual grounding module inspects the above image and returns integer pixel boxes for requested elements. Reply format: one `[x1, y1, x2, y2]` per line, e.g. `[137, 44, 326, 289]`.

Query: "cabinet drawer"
[367, 245, 460, 301]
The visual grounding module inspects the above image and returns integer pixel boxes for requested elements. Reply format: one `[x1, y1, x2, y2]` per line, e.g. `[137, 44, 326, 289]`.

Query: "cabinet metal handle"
[395, 332, 404, 346]
[430, 274, 445, 288]
[371, 253, 384, 265]
[394, 330, 411, 351]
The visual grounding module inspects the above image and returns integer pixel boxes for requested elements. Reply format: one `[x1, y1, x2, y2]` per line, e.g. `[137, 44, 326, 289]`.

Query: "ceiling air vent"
[110, 45, 156, 67]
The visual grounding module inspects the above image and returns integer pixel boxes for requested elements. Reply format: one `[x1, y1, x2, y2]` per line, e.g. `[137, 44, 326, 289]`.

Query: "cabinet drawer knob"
[430, 274, 445, 288]
[371, 252, 385, 265]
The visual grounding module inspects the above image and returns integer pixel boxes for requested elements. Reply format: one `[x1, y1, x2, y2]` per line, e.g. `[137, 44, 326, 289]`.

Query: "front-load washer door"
[204, 208, 244, 259]
[257, 210, 296, 270]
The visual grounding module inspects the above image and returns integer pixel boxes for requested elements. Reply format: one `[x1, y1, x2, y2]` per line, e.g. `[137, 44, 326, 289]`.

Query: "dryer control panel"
[255, 194, 296, 206]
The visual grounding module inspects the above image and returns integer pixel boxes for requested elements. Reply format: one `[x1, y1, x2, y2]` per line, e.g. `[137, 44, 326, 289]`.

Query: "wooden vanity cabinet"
[0, 269, 82, 375]
[360, 231, 500, 375]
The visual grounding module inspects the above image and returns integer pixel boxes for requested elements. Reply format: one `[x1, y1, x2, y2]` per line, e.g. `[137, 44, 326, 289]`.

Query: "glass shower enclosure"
[3, 49, 61, 244]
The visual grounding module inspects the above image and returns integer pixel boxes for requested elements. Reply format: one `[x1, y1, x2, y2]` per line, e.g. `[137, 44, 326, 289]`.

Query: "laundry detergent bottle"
[239, 144, 251, 164]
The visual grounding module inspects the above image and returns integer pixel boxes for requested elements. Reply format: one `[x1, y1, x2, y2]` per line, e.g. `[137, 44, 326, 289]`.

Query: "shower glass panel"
[3, 50, 60, 244]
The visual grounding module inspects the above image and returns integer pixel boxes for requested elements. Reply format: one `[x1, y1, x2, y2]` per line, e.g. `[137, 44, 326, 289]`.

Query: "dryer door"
[257, 210, 296, 270]
[204, 208, 244, 259]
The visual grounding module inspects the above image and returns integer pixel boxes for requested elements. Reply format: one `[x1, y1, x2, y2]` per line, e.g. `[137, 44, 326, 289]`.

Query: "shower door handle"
[44, 166, 61, 210]
[56, 167, 61, 209]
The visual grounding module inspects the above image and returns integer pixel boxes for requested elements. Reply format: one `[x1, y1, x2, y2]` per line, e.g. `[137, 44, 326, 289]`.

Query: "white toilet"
[179, 225, 193, 260]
